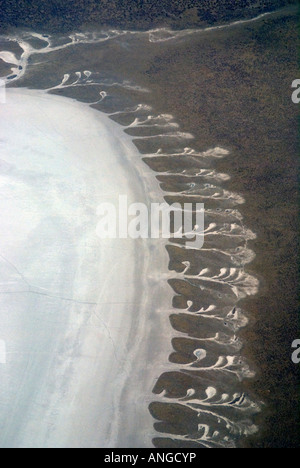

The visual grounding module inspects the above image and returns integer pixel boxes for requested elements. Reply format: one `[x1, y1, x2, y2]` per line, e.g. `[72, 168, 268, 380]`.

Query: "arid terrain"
[0, 1, 299, 448]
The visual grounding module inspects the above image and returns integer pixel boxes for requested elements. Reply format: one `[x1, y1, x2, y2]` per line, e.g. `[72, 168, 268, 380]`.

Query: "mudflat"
[0, 4, 298, 448]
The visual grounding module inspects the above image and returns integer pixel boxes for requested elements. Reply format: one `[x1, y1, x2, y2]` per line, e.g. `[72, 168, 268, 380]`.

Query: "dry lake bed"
[0, 4, 298, 448]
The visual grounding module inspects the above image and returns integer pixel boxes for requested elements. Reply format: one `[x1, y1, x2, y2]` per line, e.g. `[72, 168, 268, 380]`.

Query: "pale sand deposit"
[0, 89, 173, 448]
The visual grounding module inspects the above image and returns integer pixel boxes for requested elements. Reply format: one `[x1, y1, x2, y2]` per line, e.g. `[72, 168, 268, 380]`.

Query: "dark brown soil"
[0, 0, 297, 32]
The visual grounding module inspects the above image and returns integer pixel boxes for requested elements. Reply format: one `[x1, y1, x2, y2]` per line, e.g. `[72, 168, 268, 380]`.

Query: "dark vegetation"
[0, 0, 297, 32]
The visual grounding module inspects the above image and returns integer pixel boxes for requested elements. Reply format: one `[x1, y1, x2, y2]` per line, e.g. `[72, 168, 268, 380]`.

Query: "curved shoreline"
[0, 26, 263, 447]
[0, 88, 173, 448]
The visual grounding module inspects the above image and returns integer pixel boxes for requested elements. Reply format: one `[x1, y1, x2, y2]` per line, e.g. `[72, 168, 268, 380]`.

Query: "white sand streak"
[0, 8, 280, 84]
